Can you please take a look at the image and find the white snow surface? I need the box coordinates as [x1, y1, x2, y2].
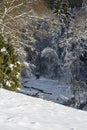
[0, 88, 87, 130]
[22, 77, 72, 103]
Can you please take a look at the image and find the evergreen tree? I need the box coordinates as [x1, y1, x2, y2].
[54, 0, 69, 27]
[0, 34, 21, 91]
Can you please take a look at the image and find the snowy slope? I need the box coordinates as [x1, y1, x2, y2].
[0, 89, 87, 130]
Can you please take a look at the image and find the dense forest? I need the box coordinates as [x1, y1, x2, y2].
[0, 0, 87, 109]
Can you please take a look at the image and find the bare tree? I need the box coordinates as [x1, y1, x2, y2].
[0, 0, 31, 43]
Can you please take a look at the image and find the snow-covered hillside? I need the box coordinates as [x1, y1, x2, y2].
[0, 89, 87, 130]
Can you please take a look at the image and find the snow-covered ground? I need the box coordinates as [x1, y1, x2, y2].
[0, 88, 87, 130]
[22, 76, 72, 104]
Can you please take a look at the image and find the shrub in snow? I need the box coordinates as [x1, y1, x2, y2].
[21, 62, 33, 78]
[41, 47, 59, 77]
[0, 34, 21, 91]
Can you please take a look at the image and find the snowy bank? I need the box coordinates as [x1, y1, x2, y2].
[0, 89, 87, 130]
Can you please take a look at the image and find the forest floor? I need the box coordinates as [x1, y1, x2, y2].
[21, 76, 72, 104]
